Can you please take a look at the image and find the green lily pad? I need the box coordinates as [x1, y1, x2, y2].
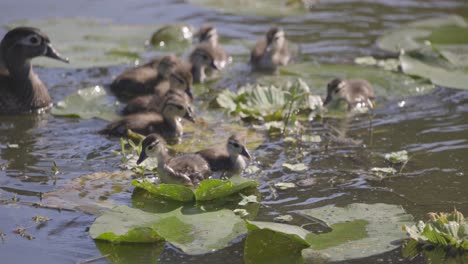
[301, 203, 413, 262]
[188, 0, 309, 17]
[51, 86, 120, 121]
[90, 205, 246, 254]
[244, 221, 311, 264]
[95, 240, 165, 264]
[149, 24, 194, 52]
[132, 180, 195, 202]
[195, 176, 258, 201]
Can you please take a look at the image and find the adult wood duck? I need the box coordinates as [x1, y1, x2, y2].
[196, 134, 252, 176]
[122, 67, 193, 115]
[323, 78, 375, 111]
[250, 26, 290, 72]
[0, 27, 69, 114]
[110, 54, 185, 100]
[189, 43, 225, 83]
[100, 92, 195, 139]
[137, 134, 211, 187]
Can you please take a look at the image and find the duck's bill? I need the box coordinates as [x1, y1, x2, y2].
[45, 43, 69, 63]
[136, 152, 148, 165]
[210, 61, 219, 70]
[241, 147, 252, 160]
[183, 110, 196, 123]
[323, 95, 332, 106]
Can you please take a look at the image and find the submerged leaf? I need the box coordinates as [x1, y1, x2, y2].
[52, 86, 119, 121]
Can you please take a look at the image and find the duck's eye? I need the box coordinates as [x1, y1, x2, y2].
[201, 54, 208, 60]
[30, 36, 39, 45]
[231, 142, 240, 148]
[20, 35, 42, 46]
[147, 145, 155, 151]
[176, 105, 184, 110]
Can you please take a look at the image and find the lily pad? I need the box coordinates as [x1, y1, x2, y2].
[90, 205, 246, 254]
[132, 180, 195, 202]
[6, 18, 164, 68]
[195, 176, 258, 201]
[51, 86, 120, 121]
[188, 0, 309, 17]
[301, 203, 413, 262]
[149, 24, 194, 52]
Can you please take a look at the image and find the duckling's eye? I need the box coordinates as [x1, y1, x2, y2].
[232, 143, 240, 148]
[147, 145, 155, 151]
[175, 105, 184, 110]
[201, 54, 208, 60]
[20, 35, 42, 46]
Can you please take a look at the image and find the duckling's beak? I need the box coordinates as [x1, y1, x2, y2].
[45, 43, 69, 63]
[210, 60, 219, 70]
[241, 147, 252, 160]
[186, 87, 194, 100]
[136, 151, 148, 165]
[323, 94, 332, 106]
[183, 110, 196, 123]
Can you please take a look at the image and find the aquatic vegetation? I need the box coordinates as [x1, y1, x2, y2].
[385, 150, 409, 164]
[149, 24, 194, 52]
[403, 209, 468, 252]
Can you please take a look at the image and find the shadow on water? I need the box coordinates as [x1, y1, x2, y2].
[0, 0, 468, 263]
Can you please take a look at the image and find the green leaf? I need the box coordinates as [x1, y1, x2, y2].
[51, 86, 120, 121]
[132, 180, 195, 202]
[384, 150, 409, 164]
[90, 205, 247, 254]
[244, 221, 310, 264]
[301, 203, 413, 262]
[195, 176, 257, 201]
[149, 24, 194, 52]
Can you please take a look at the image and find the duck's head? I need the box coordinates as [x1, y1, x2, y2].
[161, 94, 195, 123]
[1, 27, 68, 65]
[137, 134, 165, 164]
[196, 24, 219, 46]
[323, 78, 345, 106]
[169, 67, 194, 100]
[190, 44, 223, 71]
[265, 26, 286, 52]
[227, 134, 252, 160]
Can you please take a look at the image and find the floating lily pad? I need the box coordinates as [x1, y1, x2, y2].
[301, 203, 413, 262]
[132, 180, 195, 202]
[90, 205, 246, 254]
[149, 24, 194, 52]
[195, 176, 258, 201]
[188, 0, 309, 17]
[51, 86, 120, 121]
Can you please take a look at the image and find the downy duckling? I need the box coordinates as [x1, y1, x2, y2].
[323, 78, 375, 111]
[110, 54, 183, 99]
[0, 27, 69, 113]
[189, 43, 225, 83]
[195, 24, 229, 68]
[100, 92, 195, 139]
[250, 26, 290, 72]
[137, 134, 211, 187]
[196, 134, 252, 176]
[122, 67, 193, 115]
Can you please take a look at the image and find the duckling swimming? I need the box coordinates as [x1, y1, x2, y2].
[137, 134, 211, 187]
[0, 27, 69, 114]
[323, 78, 375, 111]
[250, 26, 290, 72]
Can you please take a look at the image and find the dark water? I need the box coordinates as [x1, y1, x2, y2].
[1, 0, 468, 263]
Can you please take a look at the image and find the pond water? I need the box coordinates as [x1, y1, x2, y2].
[1, 0, 468, 263]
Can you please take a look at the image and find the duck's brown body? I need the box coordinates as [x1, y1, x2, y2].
[251, 26, 290, 72]
[323, 78, 375, 110]
[0, 27, 68, 114]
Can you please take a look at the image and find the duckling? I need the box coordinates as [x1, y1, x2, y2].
[100, 92, 195, 139]
[0, 27, 69, 114]
[189, 43, 224, 83]
[110, 54, 183, 99]
[137, 134, 211, 187]
[323, 78, 375, 111]
[250, 26, 290, 72]
[195, 24, 229, 67]
[196, 134, 252, 176]
[122, 66, 193, 115]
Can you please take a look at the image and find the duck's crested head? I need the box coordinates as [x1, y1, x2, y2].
[265, 26, 286, 49]
[227, 133, 252, 160]
[1, 26, 68, 63]
[162, 94, 195, 123]
[169, 66, 193, 99]
[157, 54, 181, 77]
[196, 24, 218, 45]
[137, 134, 166, 164]
[190, 43, 224, 70]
